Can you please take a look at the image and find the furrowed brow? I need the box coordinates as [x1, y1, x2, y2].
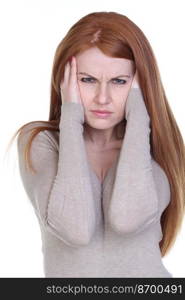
[77, 72, 131, 79]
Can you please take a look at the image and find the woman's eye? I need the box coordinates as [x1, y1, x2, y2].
[112, 79, 126, 84]
[80, 77, 95, 83]
[80, 77, 127, 84]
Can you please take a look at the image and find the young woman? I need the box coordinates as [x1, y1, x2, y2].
[9, 12, 185, 277]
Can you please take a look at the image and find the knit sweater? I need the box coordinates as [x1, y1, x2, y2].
[17, 88, 172, 277]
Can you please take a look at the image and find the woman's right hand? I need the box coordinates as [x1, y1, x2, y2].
[60, 56, 83, 105]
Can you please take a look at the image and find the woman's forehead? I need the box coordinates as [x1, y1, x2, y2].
[76, 48, 134, 77]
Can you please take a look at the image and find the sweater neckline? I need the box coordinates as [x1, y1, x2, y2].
[87, 154, 120, 186]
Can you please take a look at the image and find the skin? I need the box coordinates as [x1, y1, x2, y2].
[60, 46, 138, 151]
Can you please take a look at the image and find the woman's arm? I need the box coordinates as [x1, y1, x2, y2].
[108, 87, 170, 235]
[17, 101, 97, 247]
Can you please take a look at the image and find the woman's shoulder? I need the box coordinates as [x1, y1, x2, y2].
[151, 158, 169, 186]
[151, 158, 171, 209]
[18, 121, 59, 152]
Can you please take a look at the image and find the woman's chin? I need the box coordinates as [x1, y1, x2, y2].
[84, 120, 113, 131]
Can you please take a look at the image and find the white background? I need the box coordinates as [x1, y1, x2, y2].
[1, 0, 185, 277]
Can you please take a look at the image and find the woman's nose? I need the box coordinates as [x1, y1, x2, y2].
[96, 83, 110, 103]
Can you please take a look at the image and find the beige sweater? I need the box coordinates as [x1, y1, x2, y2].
[17, 88, 172, 277]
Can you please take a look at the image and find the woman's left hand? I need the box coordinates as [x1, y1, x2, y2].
[125, 70, 150, 123]
[131, 69, 139, 88]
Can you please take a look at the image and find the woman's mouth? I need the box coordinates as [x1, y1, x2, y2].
[90, 111, 113, 118]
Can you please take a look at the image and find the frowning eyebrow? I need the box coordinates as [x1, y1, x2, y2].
[77, 72, 131, 79]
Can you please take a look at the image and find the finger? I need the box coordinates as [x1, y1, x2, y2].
[64, 61, 71, 83]
[60, 60, 70, 88]
[134, 69, 139, 81]
[131, 70, 139, 88]
[69, 56, 77, 83]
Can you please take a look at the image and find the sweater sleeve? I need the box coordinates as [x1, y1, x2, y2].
[17, 101, 96, 247]
[108, 88, 170, 235]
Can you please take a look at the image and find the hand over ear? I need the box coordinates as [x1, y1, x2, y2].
[125, 71, 150, 123]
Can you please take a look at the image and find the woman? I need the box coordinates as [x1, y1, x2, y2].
[8, 11, 185, 277]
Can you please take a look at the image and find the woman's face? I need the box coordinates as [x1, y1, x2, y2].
[76, 46, 135, 130]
